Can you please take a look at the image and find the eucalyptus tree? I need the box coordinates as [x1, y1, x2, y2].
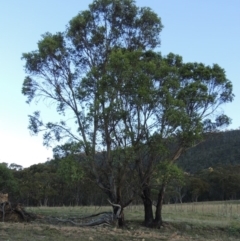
[21, 0, 163, 225]
[98, 48, 233, 226]
[21, 0, 234, 228]
[132, 53, 234, 227]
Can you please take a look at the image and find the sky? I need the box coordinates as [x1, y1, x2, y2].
[0, 0, 239, 168]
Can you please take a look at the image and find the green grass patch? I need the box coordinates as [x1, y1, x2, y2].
[0, 201, 240, 240]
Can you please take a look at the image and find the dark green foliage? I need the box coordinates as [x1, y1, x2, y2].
[2, 130, 240, 205]
[68, 0, 163, 52]
[14, 164, 58, 205]
[12, 160, 104, 206]
[0, 163, 18, 195]
[178, 130, 240, 173]
[181, 164, 240, 202]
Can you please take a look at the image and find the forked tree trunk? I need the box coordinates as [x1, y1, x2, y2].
[141, 184, 167, 228]
[154, 184, 166, 228]
[113, 206, 124, 227]
[107, 187, 125, 227]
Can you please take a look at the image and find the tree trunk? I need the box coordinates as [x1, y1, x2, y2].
[141, 186, 154, 227]
[44, 197, 48, 206]
[154, 184, 166, 228]
[106, 186, 125, 227]
[113, 206, 124, 227]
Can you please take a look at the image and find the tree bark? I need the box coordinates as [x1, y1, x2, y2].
[141, 186, 154, 227]
[154, 184, 166, 228]
[106, 187, 125, 227]
[113, 206, 124, 227]
[141, 184, 167, 228]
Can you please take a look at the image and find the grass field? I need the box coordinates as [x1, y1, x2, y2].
[1, 201, 240, 241]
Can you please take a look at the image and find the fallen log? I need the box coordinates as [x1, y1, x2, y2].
[50, 211, 117, 227]
[43, 200, 123, 227]
[0, 199, 122, 227]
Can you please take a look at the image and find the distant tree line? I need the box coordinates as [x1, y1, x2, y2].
[1, 130, 240, 206]
[1, 162, 240, 207]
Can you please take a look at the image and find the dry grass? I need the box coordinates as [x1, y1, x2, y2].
[162, 200, 240, 226]
[0, 201, 240, 241]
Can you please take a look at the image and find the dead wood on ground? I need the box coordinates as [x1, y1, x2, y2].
[0, 198, 122, 227]
[0, 201, 37, 222]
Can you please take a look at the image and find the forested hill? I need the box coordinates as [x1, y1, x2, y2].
[177, 130, 240, 173]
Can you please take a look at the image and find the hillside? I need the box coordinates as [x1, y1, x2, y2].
[177, 130, 240, 173]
